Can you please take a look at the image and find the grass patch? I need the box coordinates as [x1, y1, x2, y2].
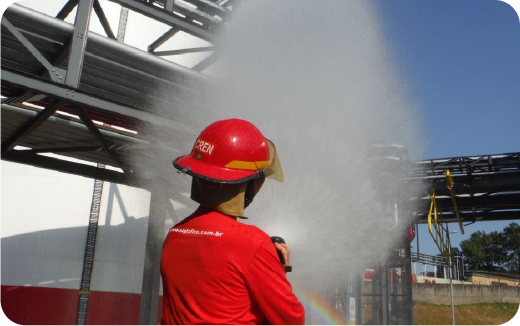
[413, 302, 519, 325]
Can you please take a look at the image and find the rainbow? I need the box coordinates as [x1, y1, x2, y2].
[294, 287, 345, 325]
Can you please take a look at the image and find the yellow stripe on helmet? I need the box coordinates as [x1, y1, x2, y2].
[224, 160, 269, 171]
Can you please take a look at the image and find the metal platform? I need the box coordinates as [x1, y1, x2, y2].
[405, 152, 520, 224]
[1, 102, 148, 184]
[1, 2, 222, 188]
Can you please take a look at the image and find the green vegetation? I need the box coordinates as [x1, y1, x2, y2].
[460, 222, 520, 274]
[413, 302, 519, 325]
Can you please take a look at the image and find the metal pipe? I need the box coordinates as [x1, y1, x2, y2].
[3, 4, 215, 86]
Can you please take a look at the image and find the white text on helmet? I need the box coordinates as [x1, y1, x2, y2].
[195, 140, 214, 155]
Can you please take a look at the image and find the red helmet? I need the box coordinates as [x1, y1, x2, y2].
[173, 119, 283, 184]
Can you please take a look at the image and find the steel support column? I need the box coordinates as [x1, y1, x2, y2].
[139, 192, 168, 325]
[401, 235, 413, 325]
[66, 0, 94, 88]
[372, 269, 381, 323]
[381, 256, 390, 325]
[354, 270, 363, 325]
[165, 0, 174, 12]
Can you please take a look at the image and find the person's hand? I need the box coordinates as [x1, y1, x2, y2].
[274, 242, 291, 268]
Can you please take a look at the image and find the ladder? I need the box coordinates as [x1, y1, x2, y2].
[76, 164, 105, 325]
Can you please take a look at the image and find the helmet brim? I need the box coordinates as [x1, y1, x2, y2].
[173, 155, 262, 184]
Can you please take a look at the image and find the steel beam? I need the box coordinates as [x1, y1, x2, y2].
[2, 69, 193, 133]
[220, 0, 235, 9]
[416, 210, 520, 224]
[139, 192, 169, 325]
[22, 142, 180, 154]
[66, 0, 94, 88]
[56, 0, 79, 20]
[408, 171, 520, 196]
[184, 0, 229, 14]
[1, 92, 35, 105]
[72, 104, 128, 172]
[1, 99, 63, 153]
[408, 153, 520, 177]
[153, 46, 215, 56]
[143, 0, 224, 27]
[1, 18, 66, 83]
[168, 0, 220, 27]
[192, 52, 218, 71]
[93, 0, 116, 39]
[36, 41, 72, 78]
[108, 0, 214, 41]
[1, 150, 131, 185]
[26, 146, 105, 154]
[413, 193, 520, 213]
[148, 27, 179, 53]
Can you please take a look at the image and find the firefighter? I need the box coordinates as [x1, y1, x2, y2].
[160, 119, 305, 325]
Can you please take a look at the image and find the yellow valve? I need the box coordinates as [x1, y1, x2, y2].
[426, 191, 436, 234]
[444, 169, 465, 234]
[445, 169, 454, 189]
[426, 190, 450, 255]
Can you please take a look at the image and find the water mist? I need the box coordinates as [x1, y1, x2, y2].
[206, 1, 424, 323]
[135, 0, 424, 324]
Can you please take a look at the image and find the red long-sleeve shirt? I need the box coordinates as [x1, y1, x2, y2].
[160, 208, 305, 325]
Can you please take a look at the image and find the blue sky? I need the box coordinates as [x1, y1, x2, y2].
[374, 0, 520, 258]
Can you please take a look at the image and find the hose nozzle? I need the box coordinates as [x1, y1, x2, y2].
[270, 236, 292, 273]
